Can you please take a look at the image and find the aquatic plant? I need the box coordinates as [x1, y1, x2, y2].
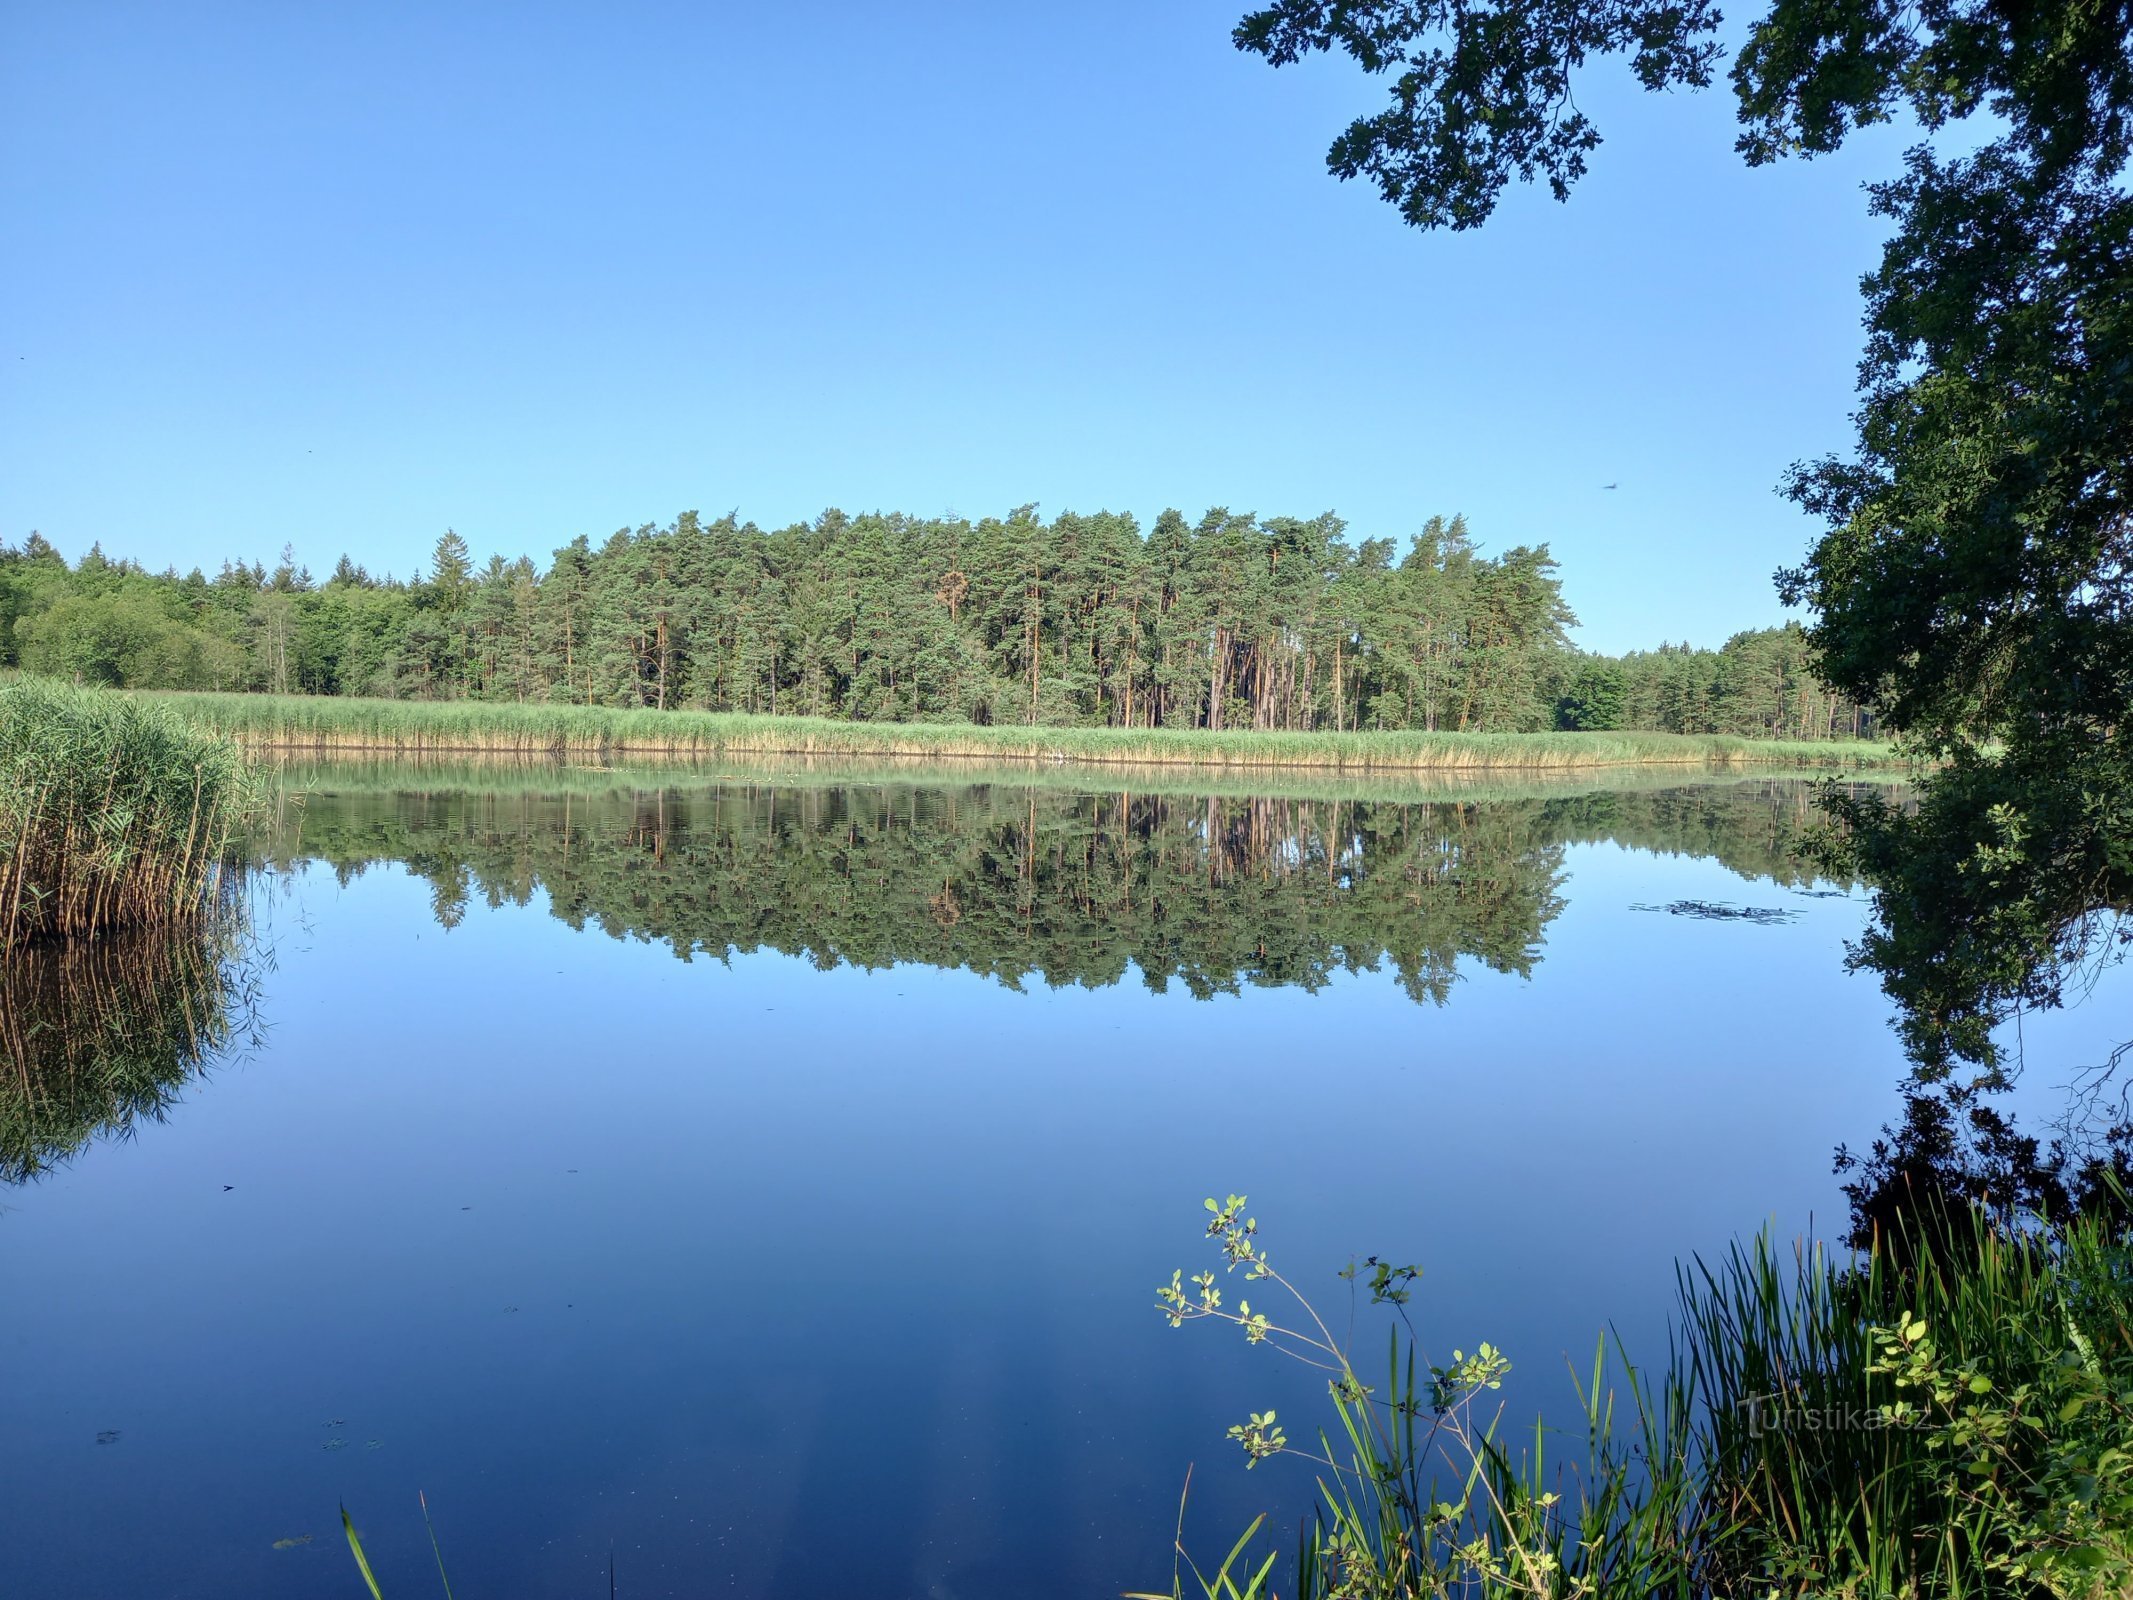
[1143, 1197, 1704, 1599]
[1152, 1195, 2133, 1598]
[341, 1494, 458, 1599]
[255, 749, 1908, 810]
[0, 677, 257, 946]
[342, 1494, 617, 1598]
[1682, 1199, 2133, 1596]
[139, 689, 1908, 773]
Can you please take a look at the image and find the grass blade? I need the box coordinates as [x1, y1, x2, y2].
[418, 1490, 455, 1600]
[341, 1504, 384, 1600]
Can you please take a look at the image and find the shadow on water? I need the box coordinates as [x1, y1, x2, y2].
[258, 772, 1877, 1006]
[0, 916, 265, 1186]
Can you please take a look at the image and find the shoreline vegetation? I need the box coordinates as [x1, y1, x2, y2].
[141, 690, 1908, 774]
[0, 679, 255, 947]
[259, 751, 1911, 809]
[1150, 1193, 2133, 1600]
[340, 1193, 2133, 1600]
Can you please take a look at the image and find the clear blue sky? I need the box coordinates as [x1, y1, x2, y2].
[0, 1, 1916, 653]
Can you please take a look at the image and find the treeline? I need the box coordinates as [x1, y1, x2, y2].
[0, 509, 1871, 738]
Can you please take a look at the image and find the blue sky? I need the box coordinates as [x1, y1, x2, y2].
[0, 1, 1915, 653]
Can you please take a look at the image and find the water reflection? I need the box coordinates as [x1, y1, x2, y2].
[263, 772, 1873, 1005]
[283, 764, 2128, 1249]
[1838, 1080, 2133, 1252]
[4, 766, 2021, 1600]
[0, 921, 260, 1184]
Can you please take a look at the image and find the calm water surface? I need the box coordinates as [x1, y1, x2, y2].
[2, 770, 1997, 1597]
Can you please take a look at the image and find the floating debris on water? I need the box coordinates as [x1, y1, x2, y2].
[365, 1439, 383, 1450]
[322, 1438, 346, 1451]
[1632, 900, 1800, 925]
[271, 1535, 313, 1550]
[94, 1430, 121, 1445]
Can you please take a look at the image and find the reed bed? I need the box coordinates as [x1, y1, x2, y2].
[0, 678, 258, 948]
[1679, 1204, 2133, 1596]
[255, 748, 1913, 810]
[140, 690, 1907, 773]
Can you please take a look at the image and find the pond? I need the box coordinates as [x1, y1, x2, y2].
[1, 765, 1988, 1598]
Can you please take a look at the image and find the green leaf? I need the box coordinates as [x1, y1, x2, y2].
[341, 1505, 384, 1600]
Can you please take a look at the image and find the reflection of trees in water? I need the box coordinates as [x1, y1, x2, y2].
[1838, 1082, 2133, 1251]
[288, 772, 2122, 1247]
[0, 921, 261, 1184]
[272, 778, 1869, 1005]
[1540, 781, 1851, 885]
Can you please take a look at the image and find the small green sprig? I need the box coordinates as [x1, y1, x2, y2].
[1226, 1410, 1288, 1467]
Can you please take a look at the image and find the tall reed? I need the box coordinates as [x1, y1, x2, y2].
[1681, 1205, 2133, 1596]
[0, 677, 258, 947]
[137, 689, 1910, 773]
[256, 749, 1911, 813]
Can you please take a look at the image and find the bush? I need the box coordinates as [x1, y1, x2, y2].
[14, 593, 244, 690]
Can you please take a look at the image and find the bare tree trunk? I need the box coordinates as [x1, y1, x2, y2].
[1208, 627, 1226, 731]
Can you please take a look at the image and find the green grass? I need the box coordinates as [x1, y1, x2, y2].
[1, 678, 257, 947]
[1155, 1195, 2133, 1599]
[340, 1494, 460, 1600]
[1679, 1205, 2133, 1596]
[138, 690, 1909, 773]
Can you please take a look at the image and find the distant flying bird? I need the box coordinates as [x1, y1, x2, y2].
[1601, 482, 1618, 490]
